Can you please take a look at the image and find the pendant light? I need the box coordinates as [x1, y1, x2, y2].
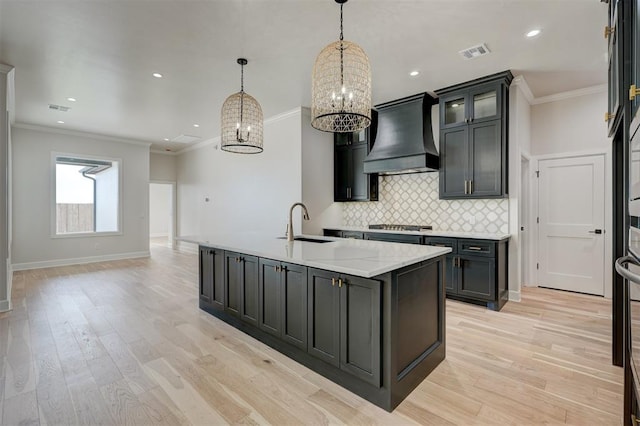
[221, 58, 264, 154]
[311, 0, 372, 133]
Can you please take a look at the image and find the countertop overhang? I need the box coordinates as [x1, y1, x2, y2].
[179, 233, 451, 278]
[325, 225, 511, 241]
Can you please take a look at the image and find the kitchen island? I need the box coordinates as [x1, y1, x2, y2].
[180, 233, 450, 411]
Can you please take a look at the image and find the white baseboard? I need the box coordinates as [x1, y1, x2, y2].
[12, 251, 150, 271]
[176, 241, 198, 254]
[0, 299, 10, 313]
[150, 233, 169, 238]
[509, 290, 521, 302]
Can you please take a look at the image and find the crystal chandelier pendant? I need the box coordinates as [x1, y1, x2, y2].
[311, 0, 372, 133]
[221, 58, 264, 154]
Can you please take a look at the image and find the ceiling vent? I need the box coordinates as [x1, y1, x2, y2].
[458, 43, 491, 60]
[48, 104, 71, 112]
[171, 134, 200, 144]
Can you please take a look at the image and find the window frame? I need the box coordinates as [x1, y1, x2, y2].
[50, 152, 123, 238]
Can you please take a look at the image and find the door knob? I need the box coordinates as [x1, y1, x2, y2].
[588, 229, 603, 234]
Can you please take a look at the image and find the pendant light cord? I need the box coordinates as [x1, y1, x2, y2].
[239, 62, 245, 140]
[339, 3, 344, 111]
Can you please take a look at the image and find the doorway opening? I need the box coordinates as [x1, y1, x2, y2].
[149, 182, 176, 250]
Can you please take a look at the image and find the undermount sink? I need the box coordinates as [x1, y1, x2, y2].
[277, 236, 331, 243]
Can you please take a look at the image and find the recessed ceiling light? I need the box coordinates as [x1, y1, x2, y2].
[409, 71, 420, 77]
[67, 97, 76, 102]
[526, 29, 541, 38]
[57, 120, 64, 124]
[163, 138, 169, 141]
[152, 72, 163, 78]
[452, 103, 459, 108]
[193, 124, 200, 128]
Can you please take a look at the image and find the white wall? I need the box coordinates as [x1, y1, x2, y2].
[176, 110, 303, 239]
[12, 125, 151, 268]
[531, 90, 608, 155]
[301, 107, 341, 235]
[149, 183, 171, 237]
[150, 152, 176, 182]
[176, 107, 340, 244]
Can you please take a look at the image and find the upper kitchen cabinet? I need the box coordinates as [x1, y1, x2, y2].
[436, 71, 513, 199]
[629, 0, 640, 123]
[334, 110, 379, 202]
[606, 0, 623, 135]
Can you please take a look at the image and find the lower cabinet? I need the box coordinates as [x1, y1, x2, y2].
[224, 251, 259, 325]
[258, 259, 308, 350]
[423, 237, 507, 311]
[199, 247, 224, 310]
[307, 268, 381, 387]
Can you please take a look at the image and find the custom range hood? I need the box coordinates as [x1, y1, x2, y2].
[363, 92, 438, 175]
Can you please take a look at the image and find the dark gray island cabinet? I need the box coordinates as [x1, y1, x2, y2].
[194, 236, 449, 411]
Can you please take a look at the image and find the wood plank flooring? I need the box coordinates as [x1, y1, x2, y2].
[4, 241, 622, 425]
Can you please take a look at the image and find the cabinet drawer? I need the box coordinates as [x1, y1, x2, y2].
[423, 237, 457, 253]
[458, 240, 495, 257]
[323, 229, 342, 238]
[364, 233, 422, 244]
[342, 231, 364, 239]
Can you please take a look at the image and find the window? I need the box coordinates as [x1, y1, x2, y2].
[54, 154, 120, 235]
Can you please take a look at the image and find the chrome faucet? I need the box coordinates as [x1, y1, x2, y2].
[287, 202, 310, 242]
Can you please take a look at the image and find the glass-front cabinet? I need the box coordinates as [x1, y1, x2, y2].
[440, 83, 501, 130]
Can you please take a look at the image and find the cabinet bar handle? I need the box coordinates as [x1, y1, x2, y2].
[631, 84, 640, 101]
[604, 25, 615, 39]
[604, 112, 615, 122]
[338, 278, 343, 288]
[464, 180, 469, 194]
[467, 246, 483, 251]
[331, 278, 336, 286]
[469, 180, 473, 194]
[454, 257, 459, 268]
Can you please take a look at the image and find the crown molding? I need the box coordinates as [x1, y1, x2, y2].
[12, 122, 152, 147]
[0, 63, 14, 74]
[531, 84, 607, 105]
[511, 75, 535, 104]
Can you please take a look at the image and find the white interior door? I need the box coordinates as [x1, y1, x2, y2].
[537, 154, 605, 296]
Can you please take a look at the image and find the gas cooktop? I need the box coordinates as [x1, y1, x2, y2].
[368, 224, 433, 232]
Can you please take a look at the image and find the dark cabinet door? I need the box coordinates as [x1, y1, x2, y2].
[439, 93, 468, 129]
[469, 120, 502, 197]
[239, 255, 259, 326]
[439, 127, 468, 198]
[631, 0, 640, 120]
[423, 237, 457, 295]
[211, 248, 225, 309]
[608, 7, 620, 135]
[457, 256, 496, 301]
[350, 143, 369, 200]
[281, 263, 308, 350]
[307, 268, 340, 367]
[334, 145, 351, 201]
[224, 252, 241, 317]
[258, 259, 282, 337]
[339, 275, 381, 387]
[469, 84, 501, 124]
[199, 247, 214, 304]
[364, 232, 422, 244]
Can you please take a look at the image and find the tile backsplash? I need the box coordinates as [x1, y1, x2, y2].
[342, 173, 509, 234]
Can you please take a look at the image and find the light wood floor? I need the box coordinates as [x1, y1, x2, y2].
[4, 242, 622, 425]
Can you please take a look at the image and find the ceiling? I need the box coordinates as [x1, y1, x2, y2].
[0, 0, 608, 152]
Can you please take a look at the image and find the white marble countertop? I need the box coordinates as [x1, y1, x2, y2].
[178, 233, 451, 278]
[325, 225, 510, 241]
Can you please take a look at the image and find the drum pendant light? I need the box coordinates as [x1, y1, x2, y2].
[221, 58, 264, 154]
[311, 0, 372, 133]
